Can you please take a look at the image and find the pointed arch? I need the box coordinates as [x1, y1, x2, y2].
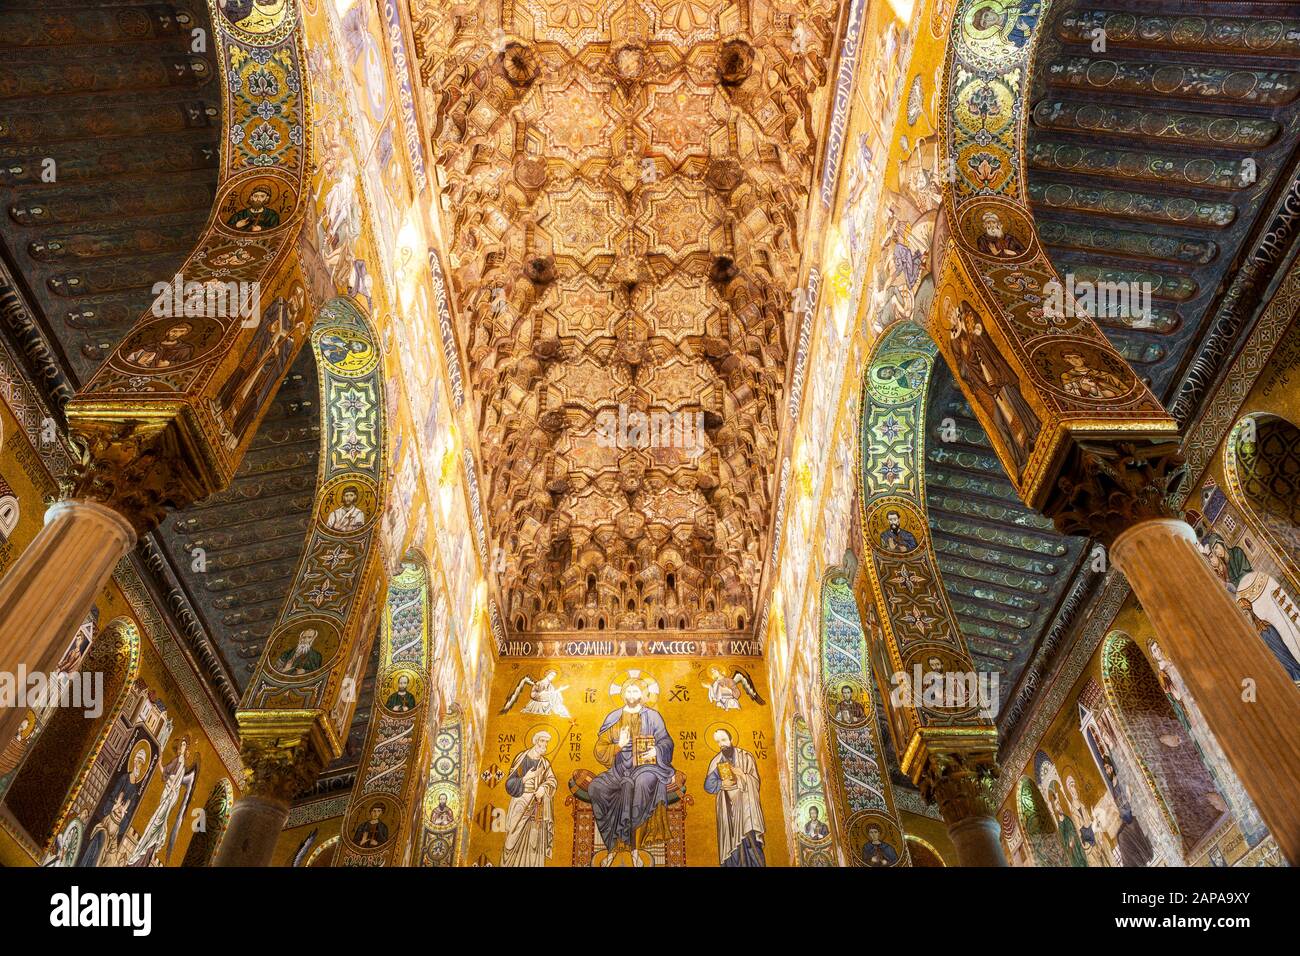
[1077, 677, 1172, 867]
[1033, 750, 1086, 867]
[934, 0, 1178, 508]
[905, 835, 946, 867]
[819, 566, 907, 867]
[338, 552, 434, 866]
[0, 608, 98, 801]
[3, 616, 140, 850]
[789, 713, 835, 867]
[1142, 636, 1269, 851]
[60, 0, 317, 523]
[237, 295, 389, 767]
[1102, 631, 1228, 856]
[181, 777, 234, 867]
[1016, 776, 1066, 867]
[1224, 413, 1300, 596]
[417, 707, 464, 867]
[304, 834, 340, 867]
[856, 321, 991, 779]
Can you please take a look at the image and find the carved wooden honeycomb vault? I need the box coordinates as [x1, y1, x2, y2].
[411, 0, 839, 637]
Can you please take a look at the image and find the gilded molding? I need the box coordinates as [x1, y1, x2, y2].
[235, 710, 336, 804]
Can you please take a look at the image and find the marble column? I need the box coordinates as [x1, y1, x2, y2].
[0, 499, 135, 745]
[920, 752, 1007, 867]
[1046, 439, 1300, 865]
[1111, 517, 1300, 865]
[214, 726, 326, 867]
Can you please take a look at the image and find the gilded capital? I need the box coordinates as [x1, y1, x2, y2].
[1041, 439, 1185, 546]
[918, 751, 1001, 826]
[235, 710, 338, 805]
[65, 412, 217, 536]
[238, 739, 326, 805]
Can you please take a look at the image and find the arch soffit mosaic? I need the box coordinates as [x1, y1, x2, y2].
[338, 552, 434, 865]
[933, 0, 1179, 511]
[237, 295, 388, 768]
[62, 0, 315, 532]
[856, 321, 992, 779]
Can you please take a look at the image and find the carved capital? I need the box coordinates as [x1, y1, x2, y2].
[238, 736, 327, 805]
[1041, 439, 1185, 546]
[64, 413, 216, 536]
[235, 709, 338, 804]
[918, 751, 1001, 826]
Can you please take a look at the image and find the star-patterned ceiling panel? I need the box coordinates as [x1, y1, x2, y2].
[412, 0, 839, 638]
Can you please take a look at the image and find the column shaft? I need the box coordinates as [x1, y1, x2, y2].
[946, 815, 1008, 867]
[0, 499, 135, 745]
[212, 794, 292, 867]
[921, 753, 1008, 867]
[1111, 517, 1300, 865]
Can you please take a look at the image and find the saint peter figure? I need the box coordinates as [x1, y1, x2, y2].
[501, 731, 557, 867]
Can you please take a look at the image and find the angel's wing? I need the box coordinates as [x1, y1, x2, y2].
[291, 828, 319, 867]
[732, 668, 766, 705]
[165, 764, 199, 862]
[499, 674, 536, 714]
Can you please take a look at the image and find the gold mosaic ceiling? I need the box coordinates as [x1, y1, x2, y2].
[412, 0, 840, 636]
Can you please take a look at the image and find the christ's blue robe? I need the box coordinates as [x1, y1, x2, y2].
[587, 707, 675, 851]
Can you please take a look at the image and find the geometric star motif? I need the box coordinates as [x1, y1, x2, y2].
[546, 182, 618, 260]
[890, 566, 925, 591]
[878, 415, 903, 441]
[900, 605, 936, 630]
[306, 581, 339, 607]
[537, 79, 612, 163]
[642, 78, 715, 165]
